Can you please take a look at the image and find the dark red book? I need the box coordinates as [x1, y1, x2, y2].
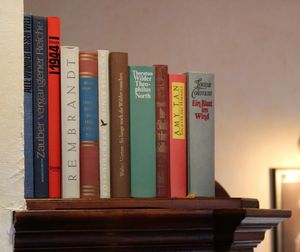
[154, 65, 170, 198]
[169, 74, 187, 198]
[80, 144, 99, 198]
[79, 52, 100, 199]
[47, 16, 61, 198]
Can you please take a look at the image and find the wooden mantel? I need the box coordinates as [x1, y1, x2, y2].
[13, 198, 290, 251]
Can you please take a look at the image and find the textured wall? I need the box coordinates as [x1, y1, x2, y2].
[0, 0, 24, 251]
[23, 0, 300, 251]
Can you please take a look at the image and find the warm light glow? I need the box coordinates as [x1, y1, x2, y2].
[282, 170, 300, 184]
[274, 154, 300, 168]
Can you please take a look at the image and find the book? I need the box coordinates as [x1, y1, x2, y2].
[186, 72, 215, 197]
[24, 14, 34, 198]
[129, 66, 156, 198]
[47, 16, 61, 198]
[154, 65, 170, 198]
[79, 52, 100, 198]
[109, 52, 129, 197]
[32, 16, 49, 198]
[169, 74, 187, 198]
[97, 50, 111, 198]
[61, 46, 80, 198]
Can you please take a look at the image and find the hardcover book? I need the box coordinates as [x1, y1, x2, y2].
[98, 50, 111, 198]
[186, 72, 215, 197]
[129, 66, 156, 198]
[154, 65, 170, 198]
[61, 46, 80, 198]
[109, 52, 129, 198]
[32, 16, 49, 198]
[47, 16, 61, 198]
[79, 52, 100, 198]
[24, 14, 34, 198]
[169, 74, 187, 198]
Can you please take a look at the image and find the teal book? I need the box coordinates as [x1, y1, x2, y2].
[129, 66, 156, 198]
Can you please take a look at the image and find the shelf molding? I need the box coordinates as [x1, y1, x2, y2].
[14, 198, 290, 251]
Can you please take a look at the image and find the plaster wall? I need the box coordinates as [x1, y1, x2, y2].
[0, 0, 25, 251]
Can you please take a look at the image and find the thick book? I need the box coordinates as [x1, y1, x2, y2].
[32, 16, 49, 198]
[109, 52, 129, 197]
[79, 52, 100, 199]
[61, 46, 80, 198]
[47, 16, 61, 198]
[98, 50, 111, 198]
[169, 74, 187, 198]
[154, 65, 170, 198]
[129, 66, 156, 198]
[186, 72, 215, 197]
[24, 14, 34, 198]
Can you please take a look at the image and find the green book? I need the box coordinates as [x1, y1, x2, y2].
[129, 66, 156, 197]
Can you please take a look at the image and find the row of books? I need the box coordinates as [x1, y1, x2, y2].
[24, 15, 215, 199]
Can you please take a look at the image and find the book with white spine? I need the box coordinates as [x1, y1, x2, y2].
[98, 50, 111, 198]
[61, 46, 80, 198]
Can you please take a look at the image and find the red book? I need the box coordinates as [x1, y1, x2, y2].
[47, 17, 61, 198]
[169, 74, 187, 198]
[154, 65, 170, 198]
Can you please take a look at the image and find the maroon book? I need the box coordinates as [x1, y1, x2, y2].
[80, 145, 99, 198]
[154, 65, 170, 198]
[109, 52, 129, 197]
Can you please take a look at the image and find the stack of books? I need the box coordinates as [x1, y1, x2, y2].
[24, 15, 214, 199]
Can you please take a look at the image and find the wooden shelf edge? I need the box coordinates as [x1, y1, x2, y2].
[25, 197, 259, 210]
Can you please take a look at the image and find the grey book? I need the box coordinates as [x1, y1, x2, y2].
[186, 72, 215, 197]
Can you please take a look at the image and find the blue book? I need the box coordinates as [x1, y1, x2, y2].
[24, 14, 34, 198]
[32, 16, 48, 198]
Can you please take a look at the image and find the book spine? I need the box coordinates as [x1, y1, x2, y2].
[79, 52, 100, 198]
[61, 46, 80, 198]
[24, 14, 34, 198]
[154, 65, 170, 198]
[32, 16, 49, 198]
[187, 73, 215, 196]
[129, 66, 156, 198]
[47, 16, 61, 198]
[98, 50, 111, 198]
[109, 52, 129, 197]
[169, 74, 187, 198]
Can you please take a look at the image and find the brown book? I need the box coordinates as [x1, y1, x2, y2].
[154, 65, 170, 198]
[79, 52, 100, 198]
[109, 52, 129, 197]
